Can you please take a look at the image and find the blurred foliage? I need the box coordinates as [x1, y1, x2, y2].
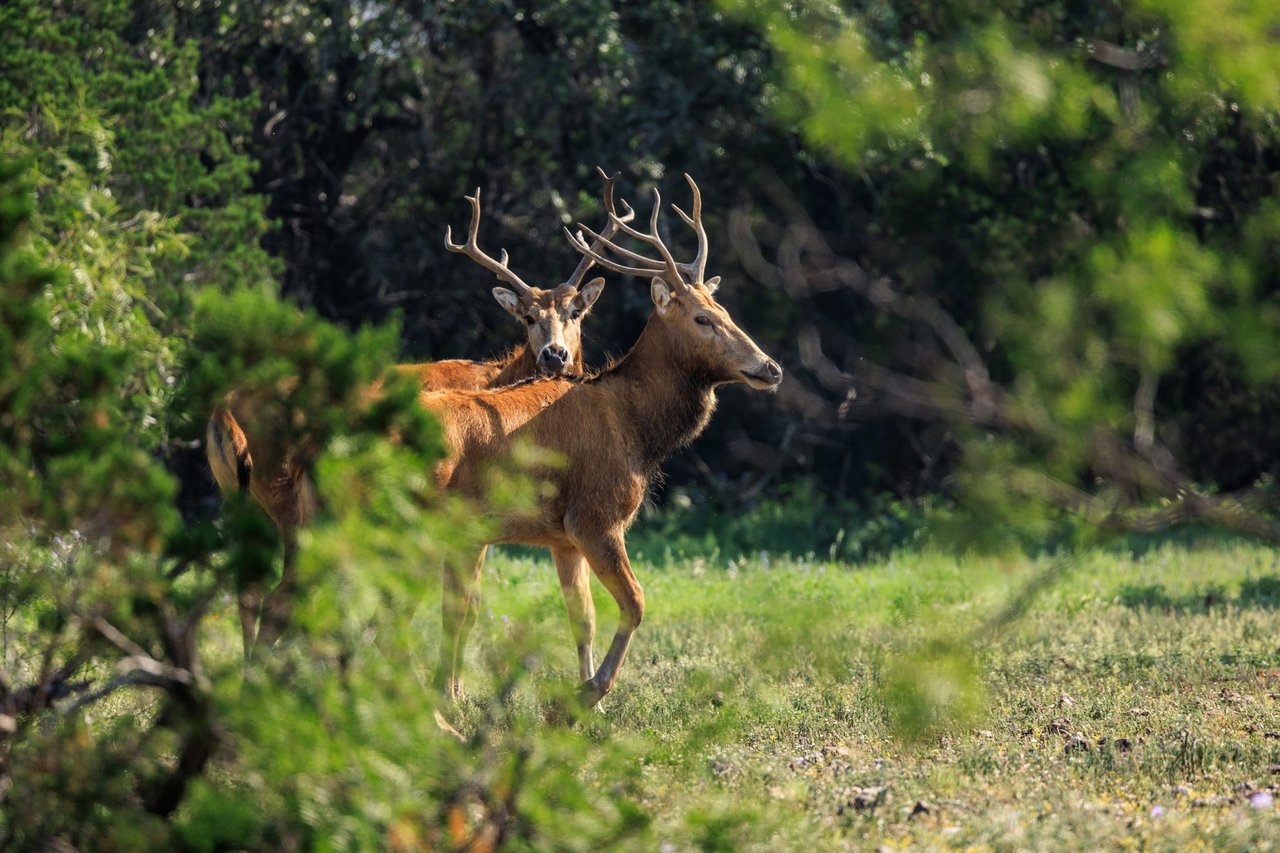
[0, 5, 646, 846]
[0, 132, 650, 850]
[714, 0, 1280, 736]
[878, 638, 987, 744]
[728, 0, 1280, 534]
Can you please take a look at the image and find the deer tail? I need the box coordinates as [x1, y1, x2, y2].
[207, 406, 253, 495]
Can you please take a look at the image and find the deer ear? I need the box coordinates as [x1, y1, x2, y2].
[702, 275, 721, 294]
[650, 277, 675, 315]
[575, 277, 605, 312]
[492, 287, 521, 316]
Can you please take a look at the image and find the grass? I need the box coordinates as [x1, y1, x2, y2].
[434, 537, 1280, 849]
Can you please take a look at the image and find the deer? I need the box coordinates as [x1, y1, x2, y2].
[401, 168, 635, 389]
[427, 173, 782, 708]
[207, 170, 634, 654]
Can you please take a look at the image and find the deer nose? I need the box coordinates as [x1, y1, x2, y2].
[763, 360, 783, 384]
[538, 344, 569, 372]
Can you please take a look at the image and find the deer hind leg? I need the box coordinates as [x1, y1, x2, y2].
[238, 517, 293, 659]
[246, 468, 315, 652]
[574, 533, 644, 709]
[438, 545, 487, 701]
[552, 546, 596, 681]
[254, 532, 299, 648]
[238, 585, 262, 659]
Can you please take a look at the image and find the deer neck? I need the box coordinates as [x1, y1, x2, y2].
[487, 344, 537, 387]
[611, 316, 718, 470]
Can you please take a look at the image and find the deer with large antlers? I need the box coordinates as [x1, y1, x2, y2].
[398, 168, 633, 389]
[207, 170, 633, 654]
[429, 173, 782, 708]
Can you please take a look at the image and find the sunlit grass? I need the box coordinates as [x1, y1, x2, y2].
[428, 537, 1280, 849]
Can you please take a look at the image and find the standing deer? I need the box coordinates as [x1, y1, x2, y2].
[401, 168, 635, 389]
[428, 174, 782, 708]
[207, 171, 632, 654]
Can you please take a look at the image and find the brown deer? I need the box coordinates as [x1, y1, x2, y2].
[401, 168, 635, 389]
[207, 171, 633, 654]
[428, 174, 781, 708]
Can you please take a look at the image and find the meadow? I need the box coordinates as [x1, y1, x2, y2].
[430, 533, 1280, 850]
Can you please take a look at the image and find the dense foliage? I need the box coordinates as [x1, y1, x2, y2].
[9, 0, 1277, 511]
[731, 0, 1280, 540]
[0, 3, 641, 845]
[2, 0, 1280, 847]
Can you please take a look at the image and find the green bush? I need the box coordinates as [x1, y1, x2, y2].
[0, 9, 652, 845]
[630, 486, 929, 566]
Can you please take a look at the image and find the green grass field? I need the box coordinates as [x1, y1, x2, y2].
[430, 537, 1280, 850]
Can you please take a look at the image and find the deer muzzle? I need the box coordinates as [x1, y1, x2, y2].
[741, 359, 783, 390]
[538, 344, 570, 374]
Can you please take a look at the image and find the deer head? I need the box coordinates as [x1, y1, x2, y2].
[566, 173, 782, 390]
[445, 169, 634, 376]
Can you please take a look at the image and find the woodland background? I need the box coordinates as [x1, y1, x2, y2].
[3, 0, 1280, 848]
[6, 0, 1280, 518]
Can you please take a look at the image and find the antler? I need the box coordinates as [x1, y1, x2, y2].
[562, 167, 637, 289]
[670, 174, 708, 286]
[564, 173, 710, 291]
[444, 188, 535, 296]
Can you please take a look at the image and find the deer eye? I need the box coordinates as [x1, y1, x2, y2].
[523, 315, 535, 325]
[695, 315, 713, 327]
[570, 308, 582, 320]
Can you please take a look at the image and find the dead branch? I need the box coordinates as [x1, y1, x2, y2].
[1088, 39, 1163, 72]
[0, 664, 92, 721]
[735, 170, 1280, 546]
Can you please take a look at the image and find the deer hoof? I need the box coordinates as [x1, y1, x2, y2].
[577, 678, 604, 709]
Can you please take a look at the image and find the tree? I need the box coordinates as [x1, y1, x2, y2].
[726, 0, 1280, 543]
[0, 4, 651, 844]
[0, 0, 277, 449]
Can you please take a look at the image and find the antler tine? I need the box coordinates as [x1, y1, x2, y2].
[575, 190, 669, 263]
[644, 187, 691, 290]
[563, 227, 662, 278]
[670, 173, 708, 285]
[565, 182, 696, 291]
[442, 189, 485, 255]
[598, 166, 619, 217]
[563, 167, 639, 288]
[443, 187, 535, 295]
[614, 188, 690, 288]
[573, 220, 666, 270]
[584, 207, 697, 279]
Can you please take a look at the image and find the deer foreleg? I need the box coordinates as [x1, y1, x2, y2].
[576, 535, 644, 708]
[552, 546, 596, 680]
[438, 546, 486, 700]
[237, 584, 262, 659]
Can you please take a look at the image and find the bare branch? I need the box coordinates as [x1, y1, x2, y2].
[1133, 370, 1157, 454]
[1089, 39, 1162, 72]
[0, 664, 91, 723]
[59, 672, 173, 717]
[90, 616, 151, 659]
